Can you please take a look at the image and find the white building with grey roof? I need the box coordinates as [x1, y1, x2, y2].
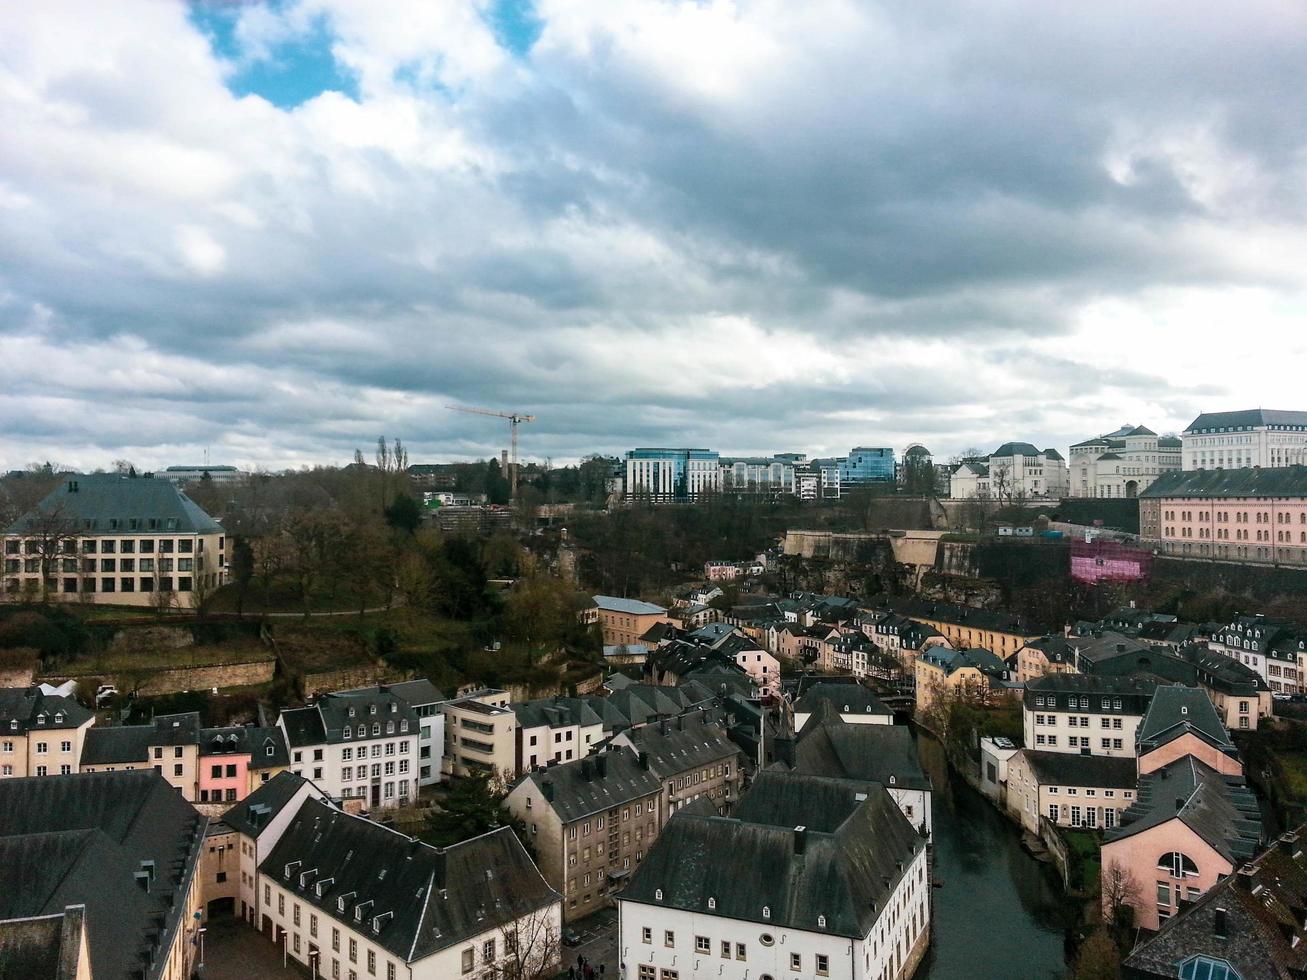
[260, 795, 561, 980]
[277, 690, 420, 810]
[617, 769, 930, 980]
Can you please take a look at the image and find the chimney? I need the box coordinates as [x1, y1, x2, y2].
[134, 871, 151, 893]
[595, 753, 608, 778]
[1175, 797, 1185, 811]
[542, 779, 554, 802]
[1213, 907, 1228, 939]
[638, 751, 649, 770]
[660, 719, 669, 736]
[793, 825, 807, 855]
[1235, 867, 1257, 891]
[581, 759, 593, 782]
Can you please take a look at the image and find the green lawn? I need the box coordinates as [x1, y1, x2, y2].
[69, 642, 273, 674]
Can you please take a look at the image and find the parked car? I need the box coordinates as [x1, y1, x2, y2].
[562, 928, 583, 947]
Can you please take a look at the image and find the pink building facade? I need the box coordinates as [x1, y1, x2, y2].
[199, 751, 251, 803]
[1140, 467, 1307, 567]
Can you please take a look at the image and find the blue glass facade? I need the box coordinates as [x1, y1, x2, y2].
[839, 447, 896, 485]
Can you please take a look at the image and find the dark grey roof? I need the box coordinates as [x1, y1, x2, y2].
[1043, 448, 1065, 461]
[1022, 751, 1137, 790]
[619, 774, 923, 939]
[512, 696, 604, 731]
[1185, 410, 1307, 433]
[614, 714, 742, 778]
[261, 798, 559, 962]
[0, 771, 205, 980]
[1141, 465, 1307, 500]
[0, 688, 93, 734]
[992, 442, 1041, 457]
[1107, 757, 1262, 864]
[339, 679, 446, 708]
[223, 771, 318, 839]
[80, 711, 201, 765]
[5, 473, 223, 536]
[731, 770, 877, 833]
[1123, 829, 1307, 980]
[1138, 686, 1236, 757]
[785, 703, 930, 792]
[522, 746, 662, 823]
[793, 682, 892, 721]
[1027, 672, 1157, 696]
[277, 706, 327, 748]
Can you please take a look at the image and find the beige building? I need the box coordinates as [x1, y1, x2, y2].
[1068, 425, 1181, 498]
[592, 595, 672, 647]
[440, 688, 517, 784]
[2, 474, 227, 609]
[0, 687, 94, 779]
[1005, 750, 1137, 834]
[505, 746, 664, 922]
[81, 711, 203, 797]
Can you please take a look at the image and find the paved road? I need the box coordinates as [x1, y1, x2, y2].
[199, 917, 303, 980]
[557, 907, 618, 979]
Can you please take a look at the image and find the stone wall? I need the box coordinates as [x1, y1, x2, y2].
[43, 657, 275, 696]
[302, 663, 388, 698]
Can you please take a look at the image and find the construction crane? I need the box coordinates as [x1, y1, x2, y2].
[445, 405, 536, 497]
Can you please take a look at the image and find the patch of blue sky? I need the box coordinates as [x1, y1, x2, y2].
[485, 0, 543, 57]
[188, 2, 358, 109]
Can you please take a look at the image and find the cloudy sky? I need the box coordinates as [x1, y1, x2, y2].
[3, 0, 1307, 472]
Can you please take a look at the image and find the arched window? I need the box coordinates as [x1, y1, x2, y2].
[1157, 852, 1198, 879]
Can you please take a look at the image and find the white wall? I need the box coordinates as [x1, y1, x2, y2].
[617, 846, 928, 980]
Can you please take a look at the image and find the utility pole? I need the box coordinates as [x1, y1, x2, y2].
[445, 405, 536, 497]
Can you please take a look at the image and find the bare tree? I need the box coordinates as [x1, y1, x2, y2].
[495, 904, 562, 979]
[18, 504, 79, 603]
[990, 462, 1014, 505]
[1101, 859, 1142, 928]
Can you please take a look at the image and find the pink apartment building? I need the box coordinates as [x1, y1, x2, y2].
[1140, 465, 1307, 567]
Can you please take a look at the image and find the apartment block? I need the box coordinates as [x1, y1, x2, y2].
[609, 711, 744, 816]
[593, 595, 672, 647]
[278, 690, 420, 809]
[439, 688, 517, 783]
[1023, 675, 1155, 759]
[2, 473, 227, 609]
[0, 686, 94, 779]
[505, 746, 663, 922]
[625, 448, 721, 502]
[1182, 409, 1307, 470]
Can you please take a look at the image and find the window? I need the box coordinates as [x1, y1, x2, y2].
[1159, 851, 1199, 879]
[641, 927, 651, 945]
[461, 948, 474, 974]
[483, 939, 495, 963]
[736, 942, 746, 960]
[696, 936, 710, 953]
[367, 950, 376, 974]
[790, 953, 802, 971]
[816, 953, 830, 976]
[664, 930, 674, 947]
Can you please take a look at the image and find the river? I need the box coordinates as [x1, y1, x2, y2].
[914, 732, 1079, 980]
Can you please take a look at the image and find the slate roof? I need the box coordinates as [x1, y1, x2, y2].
[731, 770, 877, 833]
[0, 771, 205, 980]
[619, 773, 923, 940]
[1107, 757, 1262, 864]
[992, 442, 1041, 458]
[280, 690, 419, 748]
[613, 713, 742, 778]
[261, 798, 559, 963]
[338, 679, 446, 708]
[223, 771, 319, 839]
[1138, 686, 1236, 757]
[593, 595, 666, 616]
[1123, 829, 1307, 980]
[793, 682, 893, 722]
[513, 696, 604, 731]
[0, 688, 92, 734]
[5, 473, 223, 536]
[1141, 466, 1307, 499]
[1184, 410, 1307, 433]
[1022, 751, 1137, 790]
[783, 703, 930, 792]
[519, 746, 662, 824]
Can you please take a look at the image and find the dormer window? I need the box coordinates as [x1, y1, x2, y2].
[762, 906, 770, 919]
[390, 703, 397, 714]
[343, 728, 351, 739]
[370, 705, 377, 715]
[655, 888, 663, 901]
[386, 721, 394, 735]
[400, 720, 409, 733]
[888, 775, 896, 786]
[54, 713, 63, 724]
[817, 915, 826, 928]
[372, 723, 380, 736]
[707, 897, 716, 910]
[348, 707, 356, 718]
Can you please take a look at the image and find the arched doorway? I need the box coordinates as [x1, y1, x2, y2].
[207, 897, 235, 919]
[1125, 480, 1138, 498]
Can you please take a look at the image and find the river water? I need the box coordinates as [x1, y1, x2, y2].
[914, 732, 1078, 980]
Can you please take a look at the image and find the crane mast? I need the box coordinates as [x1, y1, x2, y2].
[445, 405, 536, 498]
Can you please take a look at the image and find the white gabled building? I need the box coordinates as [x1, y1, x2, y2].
[617, 771, 930, 980]
[277, 690, 420, 810]
[259, 796, 562, 980]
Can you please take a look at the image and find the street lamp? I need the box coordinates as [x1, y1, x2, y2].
[197, 927, 206, 969]
[308, 948, 320, 979]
